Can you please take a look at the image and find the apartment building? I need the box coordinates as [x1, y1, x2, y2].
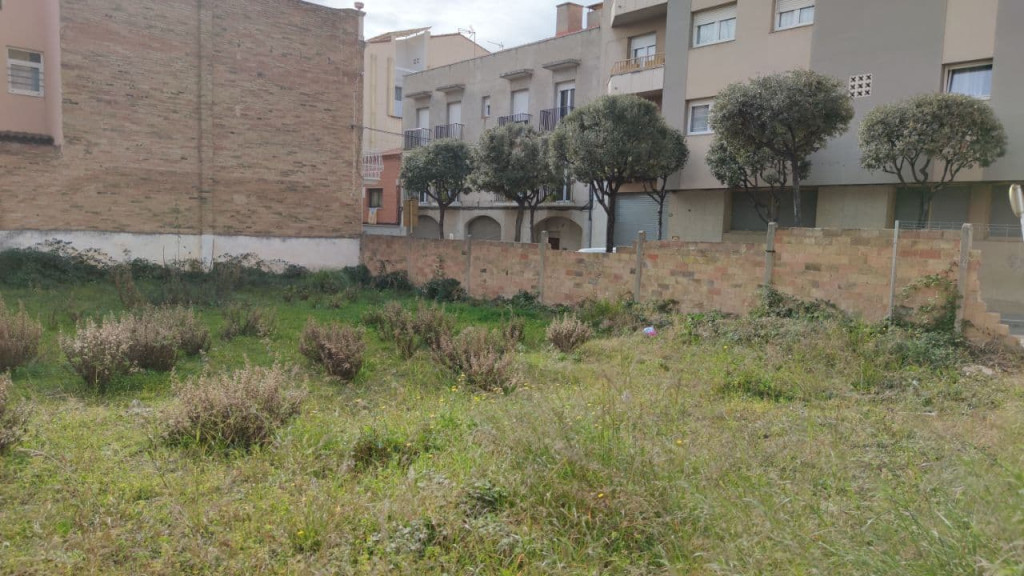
[361, 28, 486, 234]
[401, 3, 605, 249]
[1, 0, 364, 268]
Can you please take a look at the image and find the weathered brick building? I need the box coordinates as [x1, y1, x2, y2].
[1, 0, 364, 268]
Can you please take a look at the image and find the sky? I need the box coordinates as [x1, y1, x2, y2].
[304, 0, 559, 51]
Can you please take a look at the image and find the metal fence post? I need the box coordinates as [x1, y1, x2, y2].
[539, 231, 549, 304]
[887, 221, 901, 322]
[764, 222, 778, 285]
[635, 231, 646, 300]
[956, 223, 973, 332]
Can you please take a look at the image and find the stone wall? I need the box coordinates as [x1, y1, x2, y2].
[362, 228, 1012, 345]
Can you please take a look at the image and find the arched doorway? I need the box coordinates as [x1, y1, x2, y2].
[466, 216, 502, 241]
[413, 215, 440, 239]
[533, 217, 583, 251]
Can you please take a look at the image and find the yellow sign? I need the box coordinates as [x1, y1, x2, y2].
[403, 198, 419, 228]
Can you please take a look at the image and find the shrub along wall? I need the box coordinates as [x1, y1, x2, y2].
[361, 228, 1012, 344]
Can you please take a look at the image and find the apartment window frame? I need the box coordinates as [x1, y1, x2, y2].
[692, 4, 737, 48]
[368, 188, 383, 209]
[482, 95, 491, 118]
[775, 0, 814, 31]
[945, 61, 992, 100]
[7, 47, 44, 97]
[392, 85, 403, 117]
[629, 32, 657, 60]
[687, 99, 714, 135]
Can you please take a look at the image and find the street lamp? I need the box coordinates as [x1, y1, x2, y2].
[1011, 184, 1024, 242]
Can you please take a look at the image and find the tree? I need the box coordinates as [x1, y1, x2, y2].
[706, 138, 808, 225]
[637, 126, 688, 240]
[472, 123, 563, 242]
[711, 70, 854, 226]
[400, 139, 474, 240]
[550, 95, 678, 252]
[860, 93, 1007, 223]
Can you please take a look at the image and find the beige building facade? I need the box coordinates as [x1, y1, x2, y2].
[404, 0, 1023, 316]
[361, 28, 486, 235]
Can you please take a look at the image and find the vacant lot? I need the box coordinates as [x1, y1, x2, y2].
[0, 253, 1021, 575]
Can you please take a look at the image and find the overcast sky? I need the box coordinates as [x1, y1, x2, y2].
[305, 0, 559, 51]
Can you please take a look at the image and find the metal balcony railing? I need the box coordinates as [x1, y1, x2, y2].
[539, 106, 574, 131]
[403, 128, 431, 150]
[610, 52, 665, 76]
[433, 123, 464, 140]
[497, 113, 532, 127]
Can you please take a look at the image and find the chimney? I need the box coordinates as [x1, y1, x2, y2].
[556, 3, 584, 37]
[586, 3, 603, 29]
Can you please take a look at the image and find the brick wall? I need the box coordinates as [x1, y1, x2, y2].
[0, 0, 363, 239]
[361, 228, 1012, 345]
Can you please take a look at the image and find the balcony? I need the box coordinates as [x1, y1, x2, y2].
[608, 53, 665, 96]
[403, 128, 431, 150]
[498, 113, 532, 127]
[610, 0, 668, 27]
[433, 123, 464, 141]
[539, 107, 574, 131]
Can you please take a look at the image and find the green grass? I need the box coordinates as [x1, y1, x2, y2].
[1, 278, 1022, 575]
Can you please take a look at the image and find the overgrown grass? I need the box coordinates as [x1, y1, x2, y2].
[0, 255, 1022, 574]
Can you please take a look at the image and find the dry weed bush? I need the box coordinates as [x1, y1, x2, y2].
[364, 302, 418, 358]
[546, 314, 592, 353]
[62, 307, 211, 390]
[0, 373, 30, 453]
[0, 295, 42, 371]
[163, 363, 305, 448]
[221, 303, 276, 341]
[432, 326, 518, 393]
[413, 303, 456, 354]
[62, 315, 139, 390]
[299, 319, 365, 381]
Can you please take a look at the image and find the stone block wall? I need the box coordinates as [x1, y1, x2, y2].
[362, 228, 1012, 345]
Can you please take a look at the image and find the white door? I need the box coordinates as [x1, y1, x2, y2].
[511, 90, 530, 116]
[416, 107, 429, 129]
[447, 101, 462, 124]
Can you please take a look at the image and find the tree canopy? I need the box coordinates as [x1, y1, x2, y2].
[711, 70, 854, 226]
[400, 139, 475, 240]
[860, 92, 1007, 223]
[473, 123, 562, 242]
[550, 94, 683, 251]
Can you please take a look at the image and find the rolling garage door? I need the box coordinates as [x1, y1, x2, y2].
[613, 194, 662, 247]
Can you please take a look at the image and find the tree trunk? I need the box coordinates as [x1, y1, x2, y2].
[791, 158, 802, 227]
[437, 206, 446, 240]
[605, 193, 616, 253]
[528, 205, 538, 244]
[514, 205, 525, 243]
[656, 196, 665, 240]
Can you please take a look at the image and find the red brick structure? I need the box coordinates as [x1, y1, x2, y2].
[1, 0, 364, 267]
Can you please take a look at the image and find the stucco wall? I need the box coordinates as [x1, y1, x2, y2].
[0, 0, 61, 140]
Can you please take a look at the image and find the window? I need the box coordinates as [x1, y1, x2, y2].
[416, 107, 429, 129]
[687, 99, 713, 135]
[511, 89, 529, 115]
[946, 62, 992, 99]
[693, 4, 736, 47]
[393, 85, 403, 117]
[482, 96, 491, 117]
[848, 73, 872, 98]
[776, 0, 814, 30]
[629, 32, 657, 61]
[368, 188, 383, 208]
[7, 48, 43, 97]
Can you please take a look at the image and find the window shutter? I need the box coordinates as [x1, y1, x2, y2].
[693, 4, 736, 27]
[777, 0, 813, 14]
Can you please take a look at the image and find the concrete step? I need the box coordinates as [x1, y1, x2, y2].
[1000, 314, 1024, 336]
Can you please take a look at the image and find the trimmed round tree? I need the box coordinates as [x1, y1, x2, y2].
[860, 92, 1007, 224]
[400, 139, 475, 240]
[711, 70, 854, 226]
[550, 95, 685, 251]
